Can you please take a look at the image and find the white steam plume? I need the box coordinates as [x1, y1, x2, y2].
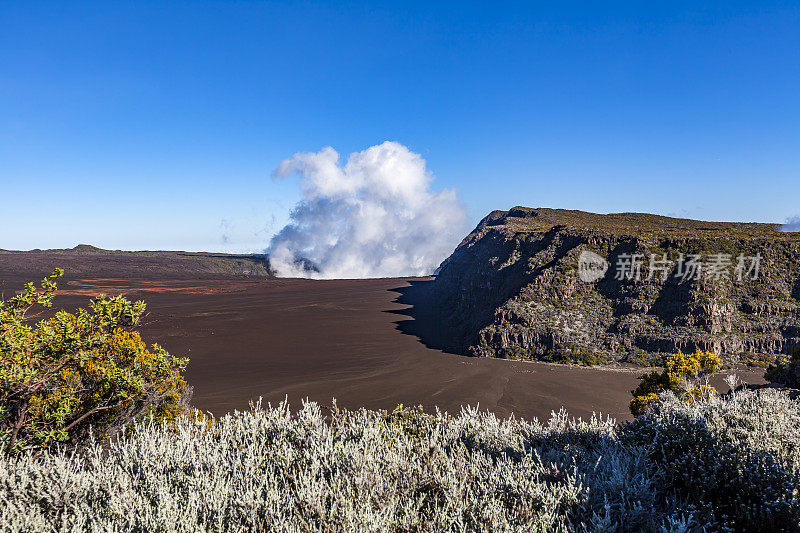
[268, 141, 467, 279]
[781, 216, 800, 232]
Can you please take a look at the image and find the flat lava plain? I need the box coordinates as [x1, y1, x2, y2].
[1, 268, 767, 422]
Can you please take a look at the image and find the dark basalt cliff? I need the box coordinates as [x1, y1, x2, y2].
[433, 207, 800, 365]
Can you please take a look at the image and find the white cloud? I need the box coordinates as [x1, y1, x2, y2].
[268, 141, 467, 279]
[781, 216, 800, 232]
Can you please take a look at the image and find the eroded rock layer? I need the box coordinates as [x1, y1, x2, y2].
[434, 207, 800, 365]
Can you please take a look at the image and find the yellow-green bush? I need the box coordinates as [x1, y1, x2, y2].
[630, 350, 721, 416]
[0, 270, 189, 454]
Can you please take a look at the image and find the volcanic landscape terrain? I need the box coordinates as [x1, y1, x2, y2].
[0, 244, 766, 422]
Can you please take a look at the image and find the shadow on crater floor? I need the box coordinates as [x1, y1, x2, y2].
[386, 279, 461, 355]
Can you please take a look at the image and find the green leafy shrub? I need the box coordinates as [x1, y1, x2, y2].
[0, 270, 189, 454]
[630, 349, 721, 416]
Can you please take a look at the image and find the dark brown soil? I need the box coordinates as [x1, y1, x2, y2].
[1, 264, 767, 422]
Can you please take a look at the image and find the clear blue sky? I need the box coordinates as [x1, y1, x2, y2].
[2, 1, 798, 252]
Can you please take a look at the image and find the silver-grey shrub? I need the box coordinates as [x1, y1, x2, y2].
[624, 388, 800, 531]
[1, 389, 798, 532]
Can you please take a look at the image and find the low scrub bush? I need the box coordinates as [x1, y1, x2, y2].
[1, 388, 798, 531]
[625, 389, 800, 531]
[0, 271, 190, 454]
[630, 349, 721, 416]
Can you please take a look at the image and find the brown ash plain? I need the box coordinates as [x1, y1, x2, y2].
[0, 239, 768, 423]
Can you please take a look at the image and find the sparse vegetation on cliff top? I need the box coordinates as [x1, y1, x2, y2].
[486, 206, 795, 240]
[434, 207, 800, 365]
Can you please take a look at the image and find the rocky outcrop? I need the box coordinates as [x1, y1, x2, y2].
[433, 207, 800, 365]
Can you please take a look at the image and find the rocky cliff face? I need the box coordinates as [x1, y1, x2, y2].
[433, 207, 800, 365]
